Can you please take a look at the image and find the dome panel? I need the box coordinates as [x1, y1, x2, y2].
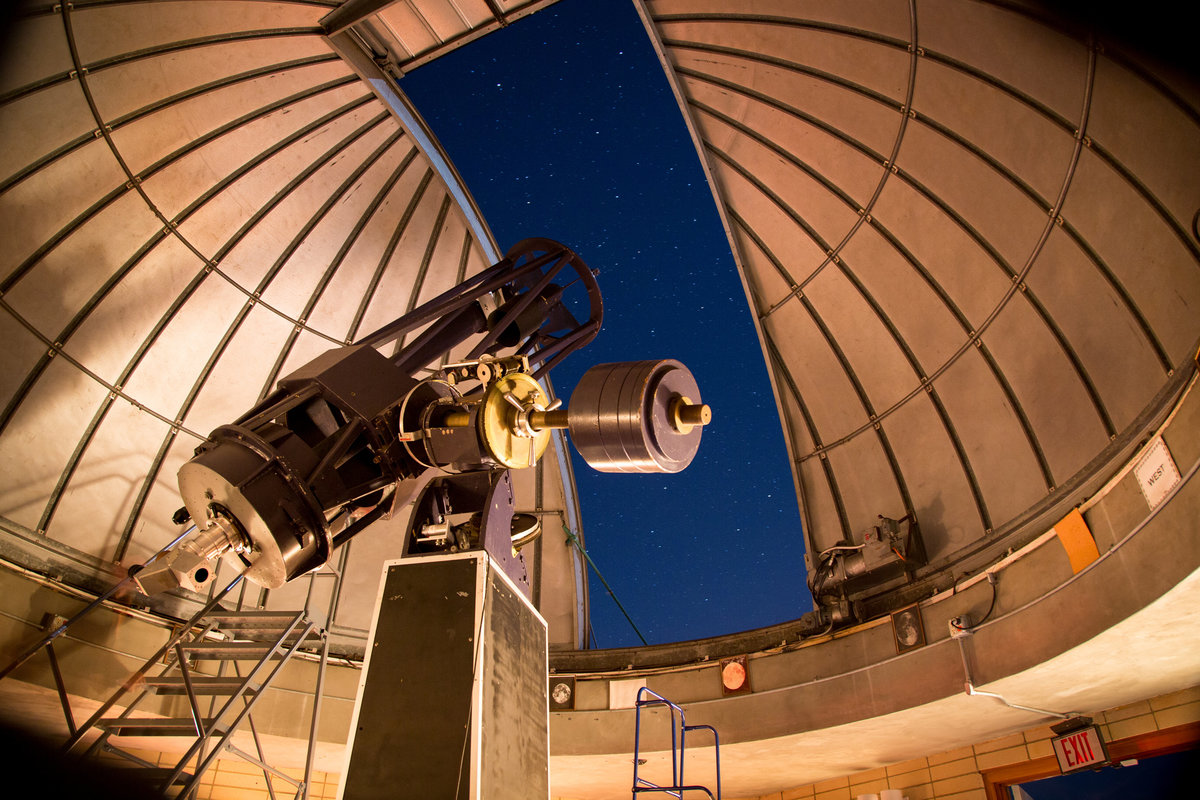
[917, 0, 1089, 122]
[3, 191, 163, 338]
[980, 294, 1113, 481]
[100, 61, 362, 181]
[0, 314, 47, 424]
[794, 449, 846, 547]
[0, 136, 128, 281]
[673, 47, 904, 163]
[180, 304, 307, 435]
[69, 0, 326, 65]
[764, 300, 869, 445]
[731, 224, 796, 310]
[0, 11, 75, 97]
[911, 56, 1078, 203]
[300, 150, 426, 335]
[83, 36, 342, 123]
[895, 120, 1052, 272]
[256, 140, 416, 320]
[1026, 227, 1171, 429]
[931, 347, 1046, 531]
[0, 356, 113, 532]
[824, 426, 907, 538]
[119, 433, 208, 563]
[408, 211, 474, 308]
[118, 278, 253, 412]
[709, 148, 833, 287]
[879, 392, 982, 558]
[657, 18, 911, 103]
[718, 127, 864, 252]
[804, 264, 921, 415]
[161, 106, 397, 237]
[1088, 56, 1200, 225]
[208, 110, 396, 290]
[870, 176, 1011, 327]
[649, 0, 913, 41]
[682, 67, 888, 209]
[1064, 149, 1200, 362]
[837, 222, 967, 373]
[47, 399, 175, 558]
[0, 80, 95, 185]
[353, 183, 452, 337]
[165, 106, 387, 263]
[64, 234, 208, 386]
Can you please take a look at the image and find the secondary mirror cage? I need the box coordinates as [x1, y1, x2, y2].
[355, 237, 603, 379]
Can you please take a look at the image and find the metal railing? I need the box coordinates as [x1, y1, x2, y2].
[632, 687, 721, 799]
[0, 534, 342, 799]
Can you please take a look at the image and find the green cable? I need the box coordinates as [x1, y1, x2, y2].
[563, 526, 649, 647]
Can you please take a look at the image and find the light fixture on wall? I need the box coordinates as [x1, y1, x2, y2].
[720, 656, 750, 695]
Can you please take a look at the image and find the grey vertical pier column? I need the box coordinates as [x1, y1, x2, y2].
[339, 552, 549, 799]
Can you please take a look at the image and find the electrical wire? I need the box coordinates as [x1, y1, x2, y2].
[818, 543, 865, 558]
[951, 572, 998, 631]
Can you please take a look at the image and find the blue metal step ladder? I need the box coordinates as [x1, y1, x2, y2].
[632, 687, 721, 799]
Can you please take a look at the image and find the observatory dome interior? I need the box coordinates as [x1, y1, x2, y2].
[1, 1, 1198, 798]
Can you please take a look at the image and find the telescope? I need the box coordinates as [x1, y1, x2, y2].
[133, 239, 711, 597]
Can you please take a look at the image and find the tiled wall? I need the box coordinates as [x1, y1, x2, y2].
[734, 685, 1200, 800]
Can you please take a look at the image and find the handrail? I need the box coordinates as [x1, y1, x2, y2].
[632, 687, 721, 799]
[65, 572, 245, 754]
[0, 520, 344, 800]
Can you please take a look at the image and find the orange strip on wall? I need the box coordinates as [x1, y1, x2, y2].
[1054, 508, 1100, 574]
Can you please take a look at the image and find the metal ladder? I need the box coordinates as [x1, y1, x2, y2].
[95, 608, 318, 796]
[632, 687, 721, 799]
[1, 557, 332, 799]
[1, 531, 347, 799]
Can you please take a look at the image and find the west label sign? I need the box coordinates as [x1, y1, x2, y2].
[1133, 436, 1181, 509]
[1051, 725, 1109, 773]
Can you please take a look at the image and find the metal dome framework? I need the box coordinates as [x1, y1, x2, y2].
[642, 0, 1200, 607]
[0, 1, 1198, 798]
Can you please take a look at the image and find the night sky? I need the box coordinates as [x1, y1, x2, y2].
[402, 0, 811, 647]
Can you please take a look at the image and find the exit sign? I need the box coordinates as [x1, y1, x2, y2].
[1051, 724, 1109, 773]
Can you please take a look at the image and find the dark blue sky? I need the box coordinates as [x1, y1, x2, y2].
[402, 0, 810, 647]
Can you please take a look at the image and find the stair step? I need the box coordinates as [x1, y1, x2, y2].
[205, 611, 306, 631]
[97, 717, 219, 737]
[210, 631, 313, 647]
[181, 640, 282, 659]
[218, 627, 312, 641]
[144, 676, 258, 695]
